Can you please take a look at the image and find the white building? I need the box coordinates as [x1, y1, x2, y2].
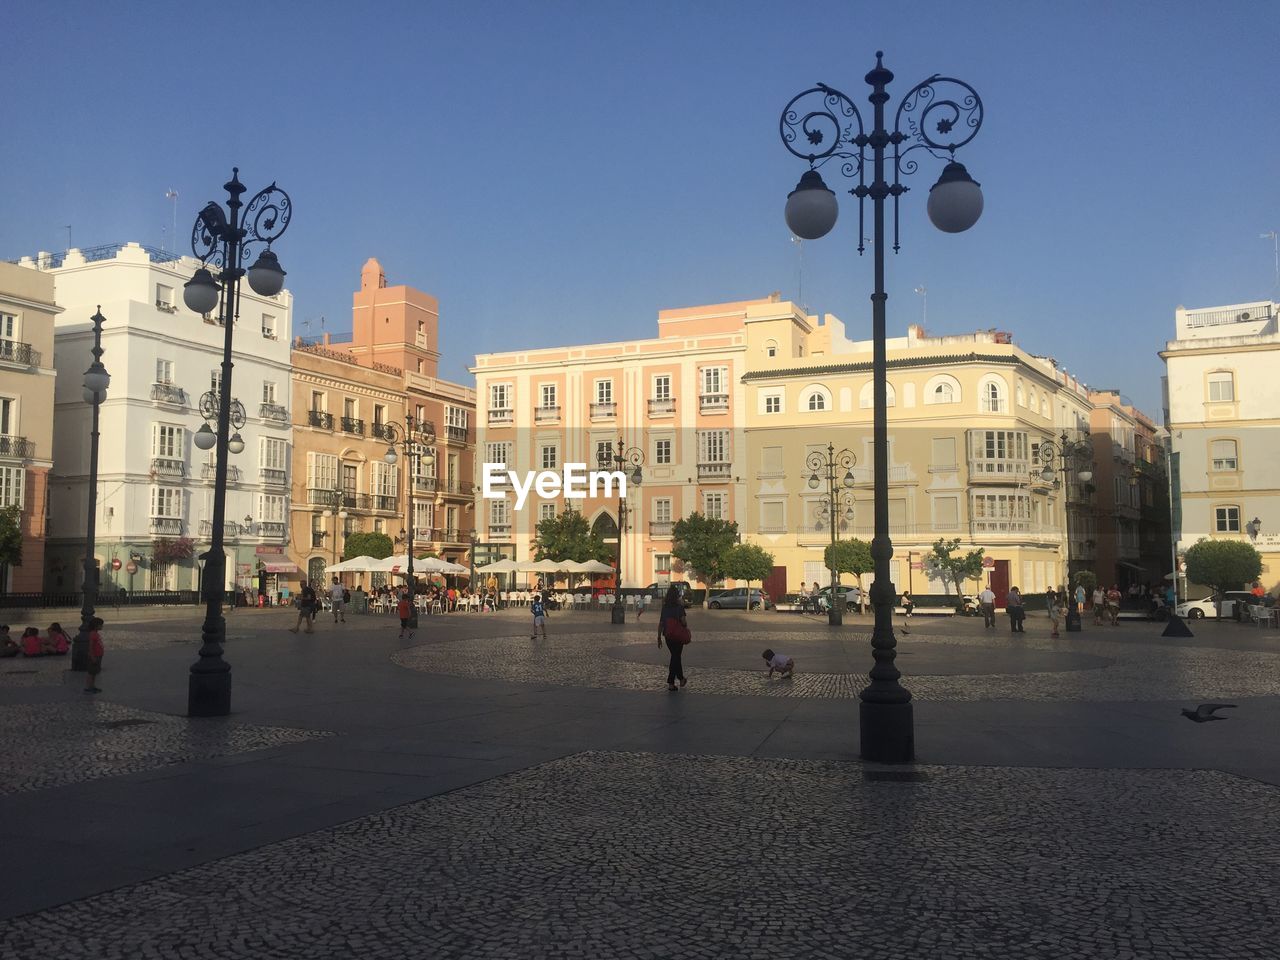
[19, 242, 293, 594]
[1161, 299, 1280, 591]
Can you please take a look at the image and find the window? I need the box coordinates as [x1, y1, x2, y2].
[653, 375, 671, 401]
[489, 383, 511, 410]
[415, 404, 425, 424]
[760, 500, 785, 530]
[654, 553, 672, 576]
[701, 366, 726, 396]
[152, 424, 183, 459]
[0, 397, 11, 435]
[261, 437, 288, 471]
[932, 382, 954, 404]
[343, 397, 357, 419]
[931, 437, 957, 470]
[485, 441, 511, 466]
[150, 486, 182, 518]
[311, 514, 325, 546]
[972, 430, 1028, 462]
[807, 392, 826, 411]
[307, 452, 339, 490]
[445, 405, 467, 429]
[654, 438, 672, 465]
[1208, 372, 1234, 402]
[540, 384, 557, 408]
[414, 501, 433, 529]
[211, 370, 223, 396]
[980, 377, 1007, 413]
[1211, 439, 1238, 471]
[258, 494, 286, 523]
[703, 491, 727, 520]
[1016, 381, 1025, 407]
[310, 390, 325, 412]
[698, 429, 729, 463]
[490, 499, 510, 526]
[155, 359, 174, 384]
[595, 379, 613, 404]
[0, 312, 17, 340]
[540, 444, 558, 470]
[538, 502, 557, 523]
[971, 492, 1030, 522]
[653, 498, 673, 523]
[263, 381, 278, 404]
[372, 461, 398, 498]
[1215, 505, 1241, 533]
[0, 465, 23, 507]
[261, 314, 277, 339]
[764, 394, 781, 414]
[764, 339, 778, 358]
[595, 439, 614, 466]
[155, 284, 175, 309]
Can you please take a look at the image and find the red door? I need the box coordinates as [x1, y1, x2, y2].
[762, 565, 787, 602]
[990, 560, 1010, 607]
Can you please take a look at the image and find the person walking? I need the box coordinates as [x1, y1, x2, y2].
[1106, 584, 1123, 626]
[657, 584, 690, 691]
[1092, 584, 1105, 625]
[530, 592, 548, 640]
[329, 576, 346, 623]
[978, 585, 997, 628]
[290, 581, 317, 634]
[1047, 588, 1063, 638]
[1006, 586, 1025, 633]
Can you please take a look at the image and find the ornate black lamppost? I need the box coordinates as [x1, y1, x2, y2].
[181, 169, 291, 716]
[807, 444, 856, 625]
[1036, 431, 1094, 623]
[71, 308, 109, 672]
[381, 415, 436, 629]
[597, 437, 643, 624]
[780, 53, 985, 761]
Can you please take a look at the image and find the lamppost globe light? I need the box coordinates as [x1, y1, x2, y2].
[82, 387, 103, 404]
[1077, 469, 1094, 483]
[808, 474, 820, 490]
[338, 509, 348, 520]
[926, 162, 984, 234]
[842, 469, 855, 488]
[82, 363, 110, 393]
[246, 249, 287, 297]
[243, 514, 253, 525]
[631, 466, 642, 486]
[183, 267, 221, 314]
[193, 424, 217, 450]
[384, 446, 398, 464]
[227, 432, 245, 454]
[784, 170, 839, 240]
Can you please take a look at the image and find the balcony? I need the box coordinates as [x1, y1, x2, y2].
[439, 478, 474, 497]
[699, 393, 729, 414]
[340, 416, 365, 436]
[411, 526, 435, 542]
[150, 383, 187, 406]
[488, 408, 513, 426]
[438, 527, 465, 543]
[258, 521, 286, 539]
[372, 495, 399, 513]
[311, 531, 327, 548]
[0, 339, 40, 368]
[199, 519, 242, 538]
[307, 489, 371, 511]
[967, 457, 1029, 482]
[488, 523, 512, 540]
[150, 457, 185, 478]
[413, 475, 438, 494]
[446, 424, 469, 443]
[260, 467, 287, 486]
[200, 463, 242, 483]
[155, 298, 178, 314]
[0, 435, 34, 459]
[307, 410, 334, 430]
[648, 398, 675, 417]
[969, 519, 1061, 537]
[590, 402, 616, 420]
[366, 421, 390, 440]
[149, 518, 183, 536]
[848, 464, 912, 485]
[697, 461, 734, 481]
[259, 402, 288, 423]
[534, 406, 561, 423]
[649, 520, 674, 538]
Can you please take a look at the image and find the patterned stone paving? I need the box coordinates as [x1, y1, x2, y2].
[394, 630, 1280, 701]
[0, 702, 332, 795]
[1, 751, 1275, 959]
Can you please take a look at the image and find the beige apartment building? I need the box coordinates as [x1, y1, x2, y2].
[0, 262, 58, 593]
[289, 259, 477, 586]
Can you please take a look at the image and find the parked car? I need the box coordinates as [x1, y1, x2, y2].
[707, 588, 774, 610]
[818, 585, 863, 610]
[644, 581, 692, 607]
[1176, 592, 1257, 620]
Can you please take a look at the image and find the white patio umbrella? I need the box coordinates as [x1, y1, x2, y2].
[518, 559, 565, 573]
[475, 559, 520, 574]
[325, 555, 378, 573]
[576, 560, 616, 574]
[415, 556, 469, 574]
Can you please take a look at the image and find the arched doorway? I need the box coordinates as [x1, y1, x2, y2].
[591, 512, 618, 542]
[307, 556, 326, 587]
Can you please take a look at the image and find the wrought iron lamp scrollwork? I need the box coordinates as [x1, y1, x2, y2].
[598, 438, 644, 624]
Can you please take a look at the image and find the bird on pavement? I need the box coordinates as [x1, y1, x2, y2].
[1181, 703, 1237, 723]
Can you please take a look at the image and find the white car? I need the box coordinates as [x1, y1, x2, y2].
[1175, 593, 1253, 620]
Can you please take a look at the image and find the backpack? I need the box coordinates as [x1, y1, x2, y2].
[343, 589, 351, 603]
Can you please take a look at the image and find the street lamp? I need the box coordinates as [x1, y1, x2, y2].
[71, 308, 109, 672]
[807, 444, 856, 625]
[182, 168, 292, 717]
[779, 53, 985, 762]
[598, 437, 644, 624]
[381, 415, 437, 628]
[1036, 431, 1094, 623]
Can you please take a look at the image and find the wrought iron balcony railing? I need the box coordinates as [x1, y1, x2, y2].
[258, 521, 286, 539]
[370, 422, 392, 440]
[649, 521, 674, 538]
[0, 435, 34, 459]
[0, 339, 41, 367]
[150, 457, 185, 478]
[373, 495, 399, 513]
[413, 476, 438, 493]
[307, 410, 334, 430]
[149, 518, 183, 535]
[150, 383, 187, 405]
[260, 468, 287, 486]
[340, 416, 365, 436]
[446, 424, 469, 443]
[648, 398, 675, 416]
[259, 402, 289, 423]
[201, 463, 241, 483]
[487, 408, 513, 425]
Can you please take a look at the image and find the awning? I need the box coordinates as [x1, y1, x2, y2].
[1116, 560, 1146, 573]
[262, 562, 301, 574]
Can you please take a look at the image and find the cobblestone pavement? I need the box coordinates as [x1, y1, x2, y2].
[1, 750, 1274, 959]
[394, 628, 1280, 701]
[0, 701, 332, 795]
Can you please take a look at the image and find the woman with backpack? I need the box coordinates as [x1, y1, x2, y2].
[657, 584, 691, 691]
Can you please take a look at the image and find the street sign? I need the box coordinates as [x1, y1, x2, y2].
[910, 562, 924, 571]
[125, 562, 137, 574]
[111, 558, 122, 570]
[981, 557, 995, 569]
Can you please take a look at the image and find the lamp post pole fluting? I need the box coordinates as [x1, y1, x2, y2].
[599, 436, 643, 625]
[807, 444, 856, 625]
[383, 415, 436, 628]
[71, 308, 110, 672]
[780, 53, 985, 761]
[182, 168, 291, 717]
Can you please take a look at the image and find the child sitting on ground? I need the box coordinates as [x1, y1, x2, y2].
[20, 627, 46, 657]
[762, 648, 795, 678]
[0, 625, 16, 657]
[47, 623, 70, 655]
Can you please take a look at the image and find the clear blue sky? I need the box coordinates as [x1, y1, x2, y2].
[4, 0, 1278, 419]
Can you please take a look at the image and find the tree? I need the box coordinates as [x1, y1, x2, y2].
[671, 513, 739, 598]
[0, 505, 22, 572]
[343, 531, 393, 560]
[722, 542, 776, 609]
[825, 538, 872, 609]
[1184, 539, 1262, 619]
[1072, 570, 1097, 598]
[152, 537, 194, 566]
[533, 509, 610, 563]
[926, 537, 985, 610]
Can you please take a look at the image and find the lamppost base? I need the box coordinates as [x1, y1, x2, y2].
[611, 603, 626, 625]
[188, 670, 232, 717]
[859, 700, 915, 763]
[828, 607, 843, 626]
[69, 637, 89, 672]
